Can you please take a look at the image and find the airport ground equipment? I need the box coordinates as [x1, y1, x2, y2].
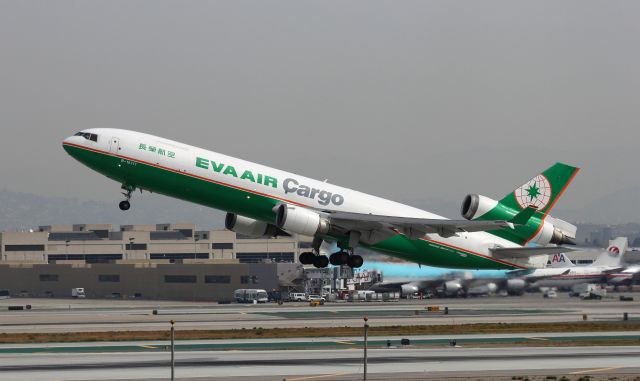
[233, 289, 268, 303]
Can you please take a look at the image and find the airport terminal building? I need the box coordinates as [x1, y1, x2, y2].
[0, 224, 310, 300]
[1, 223, 636, 301]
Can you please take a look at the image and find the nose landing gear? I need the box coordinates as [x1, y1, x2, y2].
[118, 184, 135, 211]
[118, 200, 130, 211]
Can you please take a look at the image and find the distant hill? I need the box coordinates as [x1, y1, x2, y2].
[0, 189, 225, 232]
[554, 186, 640, 225]
[406, 190, 640, 226]
[2, 187, 639, 232]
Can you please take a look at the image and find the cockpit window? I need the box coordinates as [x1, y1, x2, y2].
[74, 132, 98, 142]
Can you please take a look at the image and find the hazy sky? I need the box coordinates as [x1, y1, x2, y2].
[1, 1, 639, 214]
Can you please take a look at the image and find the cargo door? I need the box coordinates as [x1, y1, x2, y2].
[109, 137, 121, 154]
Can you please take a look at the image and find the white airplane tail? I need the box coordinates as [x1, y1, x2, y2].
[549, 252, 574, 268]
[592, 237, 628, 267]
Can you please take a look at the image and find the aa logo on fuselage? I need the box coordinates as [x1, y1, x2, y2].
[514, 174, 552, 210]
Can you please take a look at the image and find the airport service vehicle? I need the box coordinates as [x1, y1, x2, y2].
[290, 292, 308, 301]
[233, 289, 268, 303]
[308, 294, 326, 303]
[0, 290, 10, 300]
[543, 289, 557, 298]
[63, 129, 579, 270]
[71, 288, 86, 298]
[577, 284, 606, 300]
[308, 295, 326, 305]
[511, 237, 629, 290]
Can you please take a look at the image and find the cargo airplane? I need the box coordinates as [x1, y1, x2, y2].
[63, 129, 579, 270]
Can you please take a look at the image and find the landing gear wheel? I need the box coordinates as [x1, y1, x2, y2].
[347, 254, 363, 268]
[330, 251, 350, 266]
[299, 252, 315, 265]
[119, 184, 135, 211]
[313, 255, 329, 268]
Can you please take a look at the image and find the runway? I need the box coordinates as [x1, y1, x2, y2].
[1, 293, 638, 333]
[2, 296, 639, 379]
[2, 331, 640, 353]
[2, 345, 640, 380]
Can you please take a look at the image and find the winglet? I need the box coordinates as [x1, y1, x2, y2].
[509, 205, 538, 225]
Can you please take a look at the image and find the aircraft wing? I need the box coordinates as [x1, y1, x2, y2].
[491, 246, 576, 259]
[601, 267, 627, 274]
[369, 279, 445, 293]
[322, 210, 514, 239]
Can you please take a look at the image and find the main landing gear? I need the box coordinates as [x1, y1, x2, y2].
[118, 185, 135, 211]
[298, 235, 364, 269]
[299, 250, 363, 269]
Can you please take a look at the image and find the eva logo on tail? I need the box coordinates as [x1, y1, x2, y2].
[514, 174, 552, 210]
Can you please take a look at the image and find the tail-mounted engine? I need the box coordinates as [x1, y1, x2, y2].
[461, 194, 576, 246]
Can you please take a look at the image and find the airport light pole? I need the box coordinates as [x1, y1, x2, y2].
[170, 320, 175, 381]
[363, 316, 369, 381]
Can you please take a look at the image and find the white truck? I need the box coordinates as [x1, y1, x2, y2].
[71, 288, 86, 298]
[574, 284, 606, 300]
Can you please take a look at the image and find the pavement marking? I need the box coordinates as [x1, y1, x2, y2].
[286, 372, 352, 381]
[524, 337, 550, 341]
[140, 345, 157, 349]
[334, 341, 355, 345]
[570, 366, 622, 374]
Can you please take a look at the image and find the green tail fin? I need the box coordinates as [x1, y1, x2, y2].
[472, 162, 579, 245]
[499, 162, 580, 216]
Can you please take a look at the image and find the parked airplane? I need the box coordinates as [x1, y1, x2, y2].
[508, 237, 629, 290]
[360, 261, 512, 296]
[63, 129, 578, 270]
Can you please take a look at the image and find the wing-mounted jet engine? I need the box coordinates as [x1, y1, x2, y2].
[225, 213, 288, 239]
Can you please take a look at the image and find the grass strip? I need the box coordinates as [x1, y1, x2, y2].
[1, 321, 640, 344]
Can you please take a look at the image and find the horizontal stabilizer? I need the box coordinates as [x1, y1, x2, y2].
[491, 246, 575, 259]
[509, 205, 538, 225]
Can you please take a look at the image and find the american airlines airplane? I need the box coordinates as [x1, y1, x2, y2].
[508, 237, 629, 289]
[63, 129, 578, 270]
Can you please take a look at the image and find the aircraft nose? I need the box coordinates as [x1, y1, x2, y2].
[62, 134, 77, 154]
